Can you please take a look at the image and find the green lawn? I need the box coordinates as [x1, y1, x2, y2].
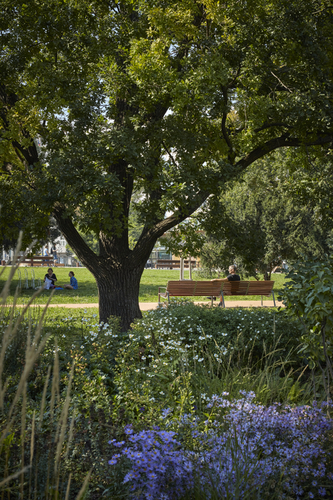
[0, 266, 287, 304]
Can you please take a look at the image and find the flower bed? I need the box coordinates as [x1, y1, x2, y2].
[109, 392, 333, 500]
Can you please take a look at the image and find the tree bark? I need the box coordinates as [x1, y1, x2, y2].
[53, 206, 149, 331]
[94, 262, 144, 331]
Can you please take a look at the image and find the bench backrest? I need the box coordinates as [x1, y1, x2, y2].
[222, 281, 250, 295]
[17, 256, 53, 265]
[166, 280, 222, 297]
[221, 280, 274, 296]
[193, 281, 223, 296]
[247, 280, 274, 296]
[166, 281, 197, 296]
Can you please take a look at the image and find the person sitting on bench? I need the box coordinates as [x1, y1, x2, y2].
[226, 265, 240, 281]
[211, 265, 240, 306]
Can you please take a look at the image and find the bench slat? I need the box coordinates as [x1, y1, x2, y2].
[221, 280, 275, 307]
[222, 281, 250, 295]
[158, 280, 223, 305]
[167, 281, 196, 296]
[194, 282, 222, 295]
[247, 281, 274, 296]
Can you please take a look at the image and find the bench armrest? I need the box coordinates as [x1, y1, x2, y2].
[158, 286, 168, 303]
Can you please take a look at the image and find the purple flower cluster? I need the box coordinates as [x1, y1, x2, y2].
[109, 394, 333, 499]
[109, 425, 193, 499]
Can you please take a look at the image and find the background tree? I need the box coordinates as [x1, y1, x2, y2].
[1, 0, 333, 329]
[198, 150, 332, 278]
[159, 219, 206, 261]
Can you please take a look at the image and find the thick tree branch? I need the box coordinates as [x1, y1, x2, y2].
[227, 65, 241, 90]
[132, 190, 210, 263]
[53, 204, 98, 269]
[236, 134, 333, 172]
[162, 141, 179, 169]
[12, 139, 39, 169]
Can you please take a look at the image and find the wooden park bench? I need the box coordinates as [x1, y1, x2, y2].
[220, 280, 276, 307]
[17, 256, 54, 267]
[156, 259, 197, 269]
[158, 280, 223, 306]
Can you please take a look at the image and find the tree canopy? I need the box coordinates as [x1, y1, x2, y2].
[1, 0, 333, 328]
[197, 149, 333, 278]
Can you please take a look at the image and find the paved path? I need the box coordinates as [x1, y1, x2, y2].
[18, 299, 283, 310]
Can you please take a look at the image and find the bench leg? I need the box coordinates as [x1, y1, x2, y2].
[261, 295, 263, 306]
[271, 290, 276, 307]
[221, 293, 225, 308]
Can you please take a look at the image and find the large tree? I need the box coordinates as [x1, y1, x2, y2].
[1, 0, 333, 329]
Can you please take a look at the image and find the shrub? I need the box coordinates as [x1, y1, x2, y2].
[280, 257, 333, 399]
[113, 303, 309, 424]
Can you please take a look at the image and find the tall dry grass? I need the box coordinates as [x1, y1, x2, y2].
[0, 234, 90, 499]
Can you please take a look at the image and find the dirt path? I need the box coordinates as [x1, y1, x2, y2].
[8, 299, 283, 310]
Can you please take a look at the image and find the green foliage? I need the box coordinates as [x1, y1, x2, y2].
[0, 293, 320, 499]
[77, 231, 99, 254]
[1, 244, 325, 499]
[286, 147, 333, 233]
[280, 257, 333, 375]
[0, 263, 93, 498]
[0, 305, 128, 497]
[159, 219, 206, 258]
[198, 150, 331, 277]
[113, 303, 307, 424]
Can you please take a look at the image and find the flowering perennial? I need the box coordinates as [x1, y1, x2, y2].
[109, 392, 333, 499]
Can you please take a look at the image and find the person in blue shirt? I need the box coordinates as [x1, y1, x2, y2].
[64, 271, 78, 290]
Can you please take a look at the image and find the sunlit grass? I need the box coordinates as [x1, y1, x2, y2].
[0, 266, 287, 304]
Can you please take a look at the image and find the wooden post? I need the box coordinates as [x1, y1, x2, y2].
[180, 257, 184, 280]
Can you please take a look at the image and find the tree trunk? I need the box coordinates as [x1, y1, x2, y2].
[93, 263, 144, 331]
[53, 208, 151, 331]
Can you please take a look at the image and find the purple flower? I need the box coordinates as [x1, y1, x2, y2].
[108, 395, 333, 500]
[161, 408, 173, 419]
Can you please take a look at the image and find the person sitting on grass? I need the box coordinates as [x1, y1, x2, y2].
[44, 268, 57, 289]
[64, 271, 78, 290]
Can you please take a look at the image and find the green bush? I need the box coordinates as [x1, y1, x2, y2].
[113, 302, 309, 425]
